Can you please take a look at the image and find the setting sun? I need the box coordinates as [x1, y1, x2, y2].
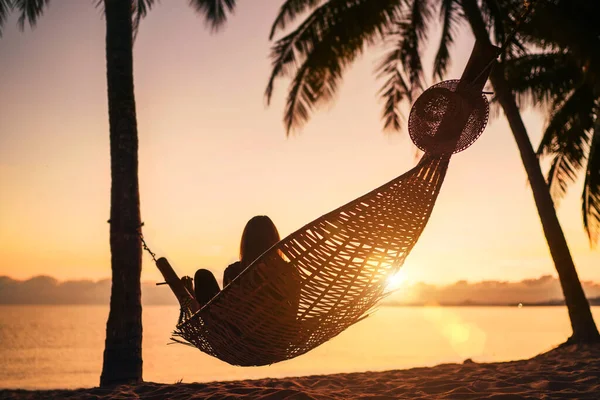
[386, 269, 409, 291]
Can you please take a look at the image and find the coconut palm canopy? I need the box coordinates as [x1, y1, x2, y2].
[503, 0, 600, 246]
[264, 0, 525, 134]
[0, 0, 236, 34]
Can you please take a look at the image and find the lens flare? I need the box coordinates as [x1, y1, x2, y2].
[386, 270, 407, 291]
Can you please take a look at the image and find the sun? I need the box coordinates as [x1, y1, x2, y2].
[385, 269, 408, 291]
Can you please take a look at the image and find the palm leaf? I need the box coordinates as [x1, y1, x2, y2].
[480, 0, 525, 58]
[265, 5, 327, 106]
[94, 0, 156, 39]
[538, 84, 594, 156]
[480, 0, 505, 46]
[399, 0, 431, 90]
[189, 0, 236, 31]
[540, 85, 595, 202]
[377, 68, 410, 132]
[132, 0, 156, 38]
[12, 0, 49, 30]
[266, 0, 405, 133]
[269, 0, 323, 40]
[432, 0, 459, 80]
[582, 116, 600, 247]
[503, 52, 582, 109]
[97, 0, 236, 38]
[376, 21, 413, 132]
[283, 60, 321, 136]
[521, 0, 600, 61]
[547, 152, 579, 205]
[0, 0, 13, 37]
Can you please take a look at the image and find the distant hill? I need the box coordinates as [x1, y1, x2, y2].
[385, 297, 600, 307]
[1, 275, 599, 306]
[0, 276, 177, 306]
[384, 275, 600, 307]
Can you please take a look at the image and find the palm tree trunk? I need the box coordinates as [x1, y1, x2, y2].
[461, 0, 599, 343]
[100, 0, 144, 386]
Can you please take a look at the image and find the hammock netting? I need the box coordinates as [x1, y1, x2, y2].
[161, 40, 497, 367]
[175, 154, 449, 366]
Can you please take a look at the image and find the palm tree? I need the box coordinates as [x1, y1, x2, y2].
[460, 0, 598, 343]
[0, 0, 237, 385]
[503, 0, 600, 247]
[265, 0, 599, 343]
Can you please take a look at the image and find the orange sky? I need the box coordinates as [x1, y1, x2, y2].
[0, 0, 597, 285]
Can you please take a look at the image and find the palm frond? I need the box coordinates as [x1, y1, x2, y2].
[433, 0, 459, 80]
[265, 2, 331, 105]
[400, 0, 432, 90]
[269, 0, 322, 40]
[408, 0, 431, 41]
[486, 92, 503, 122]
[480, 0, 526, 60]
[547, 152, 579, 205]
[538, 83, 595, 157]
[376, 22, 413, 132]
[189, 0, 235, 31]
[266, 0, 405, 133]
[540, 85, 595, 202]
[12, 0, 49, 30]
[378, 68, 411, 132]
[132, 0, 155, 38]
[94, 0, 155, 40]
[503, 51, 582, 109]
[582, 116, 600, 247]
[283, 60, 323, 136]
[521, 0, 600, 60]
[480, 0, 504, 46]
[0, 0, 13, 37]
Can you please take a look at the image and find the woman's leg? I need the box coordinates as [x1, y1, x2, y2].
[194, 269, 221, 307]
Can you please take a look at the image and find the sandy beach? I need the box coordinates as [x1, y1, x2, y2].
[2, 344, 598, 399]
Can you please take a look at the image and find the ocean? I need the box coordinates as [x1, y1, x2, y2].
[1, 305, 597, 389]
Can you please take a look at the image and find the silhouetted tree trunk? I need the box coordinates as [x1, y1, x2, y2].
[100, 0, 144, 386]
[461, 0, 599, 343]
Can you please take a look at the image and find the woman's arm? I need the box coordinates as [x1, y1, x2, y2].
[156, 257, 200, 313]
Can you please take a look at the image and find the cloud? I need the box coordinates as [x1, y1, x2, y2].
[0, 275, 599, 306]
[0, 276, 177, 305]
[385, 275, 600, 305]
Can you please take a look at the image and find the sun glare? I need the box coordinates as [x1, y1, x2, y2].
[386, 269, 408, 291]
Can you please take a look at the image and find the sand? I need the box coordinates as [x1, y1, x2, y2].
[1, 344, 598, 399]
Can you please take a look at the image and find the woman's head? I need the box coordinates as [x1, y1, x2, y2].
[240, 215, 280, 266]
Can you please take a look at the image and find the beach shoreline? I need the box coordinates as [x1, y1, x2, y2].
[1, 344, 598, 399]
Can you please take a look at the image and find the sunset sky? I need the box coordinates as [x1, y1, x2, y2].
[0, 0, 597, 286]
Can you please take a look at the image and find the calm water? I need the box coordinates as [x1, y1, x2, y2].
[1, 305, 598, 389]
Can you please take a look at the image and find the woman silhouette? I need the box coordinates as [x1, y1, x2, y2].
[184, 215, 284, 307]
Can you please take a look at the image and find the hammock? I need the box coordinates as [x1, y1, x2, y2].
[155, 40, 499, 367]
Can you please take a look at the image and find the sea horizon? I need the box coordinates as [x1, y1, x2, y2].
[2, 274, 600, 308]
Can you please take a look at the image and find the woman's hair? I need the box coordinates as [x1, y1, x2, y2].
[239, 215, 280, 266]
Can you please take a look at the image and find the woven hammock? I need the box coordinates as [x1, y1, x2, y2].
[156, 40, 499, 367]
